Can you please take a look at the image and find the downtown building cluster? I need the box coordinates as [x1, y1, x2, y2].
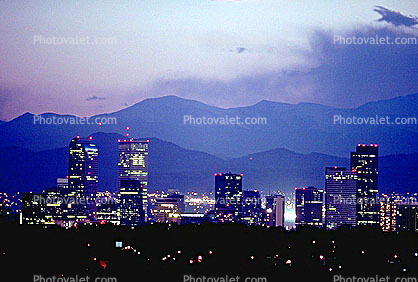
[296, 144, 418, 232]
[19, 138, 418, 232]
[20, 135, 286, 228]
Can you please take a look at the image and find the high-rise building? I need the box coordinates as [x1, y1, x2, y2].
[118, 138, 149, 225]
[214, 172, 243, 223]
[325, 167, 357, 229]
[397, 203, 418, 232]
[351, 144, 379, 227]
[295, 186, 323, 228]
[266, 195, 285, 227]
[68, 136, 98, 222]
[241, 190, 265, 225]
[380, 194, 398, 232]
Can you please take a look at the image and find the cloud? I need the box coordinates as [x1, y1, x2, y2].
[236, 47, 246, 54]
[374, 6, 418, 27]
[139, 26, 418, 109]
[85, 95, 106, 101]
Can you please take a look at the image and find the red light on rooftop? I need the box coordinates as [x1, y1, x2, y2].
[126, 126, 130, 130]
[66, 176, 69, 179]
[126, 133, 129, 136]
[219, 173, 222, 176]
[214, 173, 217, 176]
[240, 173, 244, 176]
[98, 122, 102, 126]
[352, 169, 356, 172]
[146, 139, 150, 142]
[362, 144, 366, 147]
[100, 220, 106, 225]
[89, 136, 93, 140]
[334, 166, 337, 169]
[76, 136, 80, 139]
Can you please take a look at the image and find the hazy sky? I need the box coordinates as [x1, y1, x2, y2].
[0, 0, 417, 120]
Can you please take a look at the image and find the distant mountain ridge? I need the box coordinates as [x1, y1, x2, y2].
[0, 133, 416, 195]
[0, 93, 417, 158]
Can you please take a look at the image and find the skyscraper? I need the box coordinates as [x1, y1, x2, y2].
[325, 167, 357, 229]
[241, 190, 264, 226]
[351, 144, 379, 227]
[214, 172, 243, 223]
[118, 138, 149, 225]
[397, 203, 418, 232]
[380, 194, 398, 232]
[266, 194, 285, 227]
[68, 136, 98, 222]
[295, 186, 323, 228]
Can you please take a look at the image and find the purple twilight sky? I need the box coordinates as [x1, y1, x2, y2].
[0, 0, 417, 120]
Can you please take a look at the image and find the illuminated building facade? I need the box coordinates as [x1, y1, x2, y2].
[56, 177, 69, 190]
[214, 172, 243, 223]
[118, 139, 149, 225]
[241, 190, 264, 225]
[68, 136, 98, 222]
[22, 193, 54, 225]
[152, 198, 182, 224]
[397, 204, 418, 232]
[351, 144, 379, 227]
[380, 194, 398, 232]
[325, 167, 357, 229]
[96, 204, 119, 225]
[295, 186, 323, 227]
[266, 194, 285, 227]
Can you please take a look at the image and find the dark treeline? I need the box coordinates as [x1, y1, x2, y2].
[1, 223, 417, 282]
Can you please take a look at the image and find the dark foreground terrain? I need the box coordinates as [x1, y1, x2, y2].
[1, 223, 417, 282]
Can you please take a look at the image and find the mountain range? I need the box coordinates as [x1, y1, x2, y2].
[0, 93, 417, 158]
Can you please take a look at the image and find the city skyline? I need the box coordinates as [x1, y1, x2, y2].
[12, 135, 417, 233]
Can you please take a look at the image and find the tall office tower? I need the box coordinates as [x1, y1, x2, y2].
[380, 194, 398, 232]
[241, 190, 264, 225]
[266, 195, 285, 227]
[351, 144, 379, 227]
[214, 172, 243, 223]
[295, 186, 324, 228]
[68, 136, 98, 222]
[118, 138, 149, 225]
[325, 167, 357, 229]
[397, 203, 418, 232]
